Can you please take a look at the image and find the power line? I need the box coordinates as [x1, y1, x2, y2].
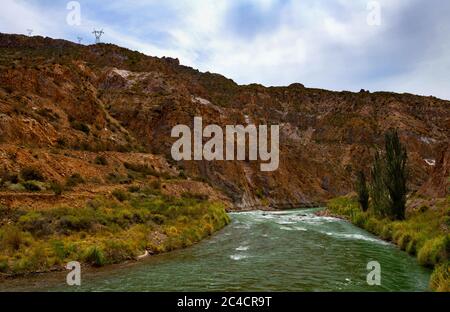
[92, 29, 104, 44]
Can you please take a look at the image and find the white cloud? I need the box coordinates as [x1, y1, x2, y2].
[0, 0, 59, 37]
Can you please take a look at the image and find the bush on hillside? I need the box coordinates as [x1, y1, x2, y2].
[22, 181, 42, 192]
[20, 167, 45, 182]
[66, 173, 85, 188]
[95, 155, 108, 166]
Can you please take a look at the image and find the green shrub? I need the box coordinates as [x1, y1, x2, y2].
[112, 189, 129, 202]
[83, 246, 105, 267]
[398, 232, 413, 251]
[1, 226, 24, 251]
[95, 155, 108, 166]
[406, 235, 421, 255]
[27, 245, 48, 271]
[51, 240, 73, 261]
[58, 215, 93, 232]
[50, 181, 64, 196]
[20, 166, 45, 182]
[0, 258, 8, 273]
[7, 183, 26, 192]
[128, 185, 140, 193]
[124, 162, 159, 177]
[18, 211, 49, 236]
[66, 173, 84, 187]
[430, 262, 450, 292]
[418, 236, 449, 267]
[364, 217, 381, 234]
[150, 214, 167, 225]
[380, 224, 393, 241]
[443, 216, 450, 228]
[22, 181, 42, 192]
[106, 172, 131, 184]
[71, 121, 90, 135]
[352, 212, 367, 228]
[103, 240, 134, 263]
[255, 188, 265, 200]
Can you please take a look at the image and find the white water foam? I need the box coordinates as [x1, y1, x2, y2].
[323, 232, 389, 245]
[230, 254, 248, 261]
[296, 215, 338, 224]
[276, 220, 297, 225]
[235, 225, 252, 229]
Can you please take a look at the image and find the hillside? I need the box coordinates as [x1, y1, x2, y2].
[0, 33, 449, 210]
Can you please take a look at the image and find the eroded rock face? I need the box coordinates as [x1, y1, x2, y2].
[418, 144, 450, 198]
[0, 33, 449, 209]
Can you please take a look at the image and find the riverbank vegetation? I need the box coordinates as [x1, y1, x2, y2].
[0, 187, 230, 276]
[327, 195, 449, 291]
[330, 130, 449, 291]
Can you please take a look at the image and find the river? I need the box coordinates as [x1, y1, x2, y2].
[0, 209, 431, 291]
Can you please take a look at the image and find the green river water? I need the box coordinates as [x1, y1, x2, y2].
[1, 209, 431, 291]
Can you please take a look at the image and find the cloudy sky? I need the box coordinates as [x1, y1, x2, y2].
[1, 0, 449, 100]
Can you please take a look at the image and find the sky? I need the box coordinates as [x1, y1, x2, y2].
[1, 0, 449, 100]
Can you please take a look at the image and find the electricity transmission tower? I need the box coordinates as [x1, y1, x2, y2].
[26, 29, 33, 36]
[77, 36, 83, 44]
[92, 29, 104, 44]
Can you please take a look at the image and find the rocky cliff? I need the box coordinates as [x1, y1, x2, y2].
[0, 33, 448, 210]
